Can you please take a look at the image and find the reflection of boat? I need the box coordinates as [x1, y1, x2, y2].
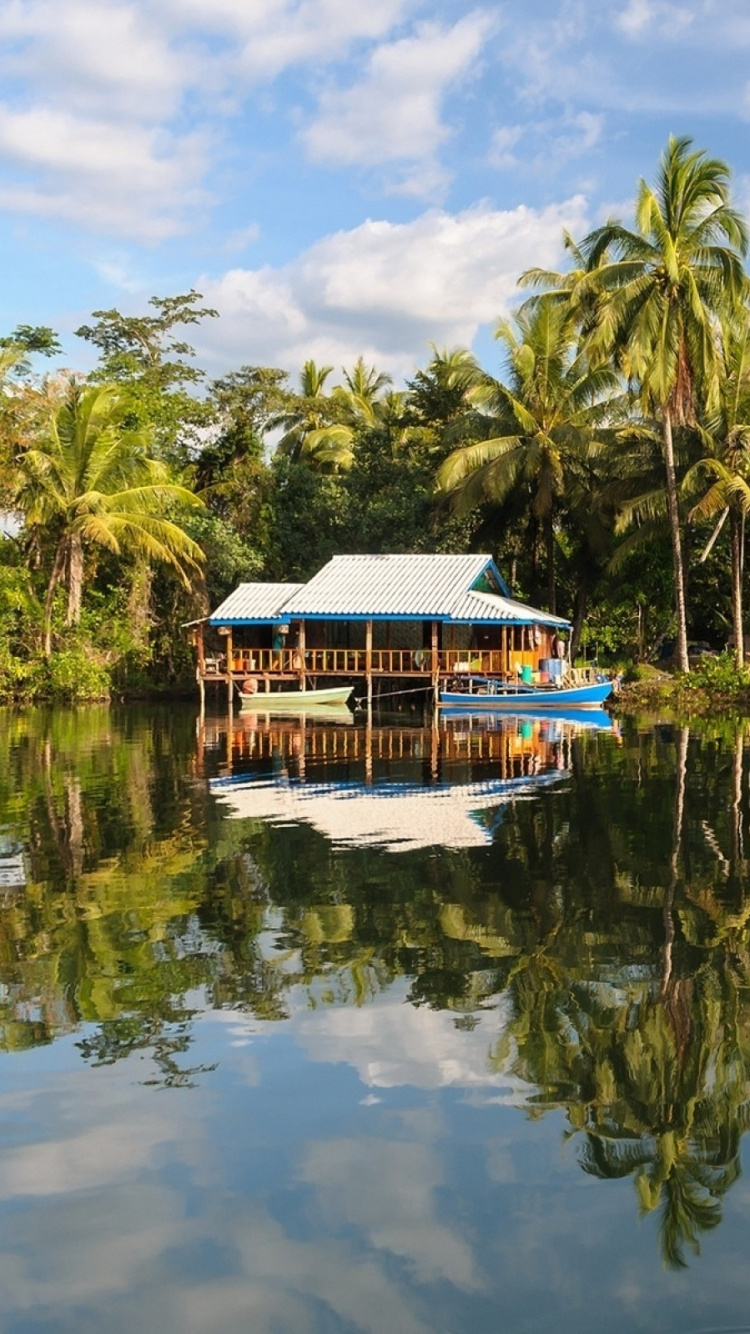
[210, 770, 567, 853]
[239, 685, 353, 711]
[237, 703, 355, 726]
[441, 707, 616, 731]
[439, 678, 614, 709]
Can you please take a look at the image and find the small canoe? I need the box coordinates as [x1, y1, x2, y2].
[239, 685, 353, 710]
[439, 679, 614, 709]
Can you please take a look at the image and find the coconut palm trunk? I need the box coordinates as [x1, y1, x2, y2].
[730, 509, 745, 666]
[663, 410, 690, 672]
[43, 539, 67, 658]
[66, 531, 84, 626]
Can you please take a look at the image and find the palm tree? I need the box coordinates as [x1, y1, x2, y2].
[576, 136, 748, 671]
[437, 300, 621, 612]
[272, 360, 335, 464]
[686, 310, 750, 664]
[13, 380, 204, 655]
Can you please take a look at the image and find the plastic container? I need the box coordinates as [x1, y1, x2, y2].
[520, 665, 533, 684]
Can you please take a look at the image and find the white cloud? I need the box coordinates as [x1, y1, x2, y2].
[0, 106, 211, 240]
[489, 125, 523, 170]
[0, 0, 191, 120]
[301, 13, 493, 184]
[196, 196, 588, 378]
[0, 0, 430, 242]
[614, 0, 654, 36]
[613, 0, 695, 40]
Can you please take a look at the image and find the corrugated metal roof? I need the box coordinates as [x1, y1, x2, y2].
[282, 553, 498, 618]
[209, 582, 303, 625]
[207, 556, 571, 627]
[452, 589, 570, 628]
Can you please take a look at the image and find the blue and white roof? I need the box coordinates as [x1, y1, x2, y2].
[209, 582, 303, 625]
[208, 555, 570, 627]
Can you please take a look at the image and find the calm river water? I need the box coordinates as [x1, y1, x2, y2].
[1, 703, 750, 1333]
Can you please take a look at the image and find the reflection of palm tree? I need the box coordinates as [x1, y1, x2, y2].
[577, 988, 750, 1269]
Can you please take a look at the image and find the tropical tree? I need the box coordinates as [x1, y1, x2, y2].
[574, 136, 749, 671]
[436, 300, 621, 613]
[13, 380, 205, 655]
[271, 360, 336, 464]
[74, 291, 218, 464]
[686, 310, 750, 664]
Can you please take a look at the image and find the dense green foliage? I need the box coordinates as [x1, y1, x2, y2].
[5, 136, 750, 699]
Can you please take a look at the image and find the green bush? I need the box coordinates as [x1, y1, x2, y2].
[35, 647, 112, 702]
[679, 651, 750, 695]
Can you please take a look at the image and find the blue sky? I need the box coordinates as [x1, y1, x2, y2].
[1, 0, 749, 384]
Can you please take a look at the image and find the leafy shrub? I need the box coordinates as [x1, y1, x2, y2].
[678, 651, 750, 695]
[37, 647, 111, 702]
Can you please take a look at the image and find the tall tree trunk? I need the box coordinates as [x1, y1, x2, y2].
[66, 531, 84, 625]
[528, 514, 539, 605]
[662, 409, 689, 673]
[731, 508, 744, 667]
[546, 511, 556, 615]
[570, 575, 588, 661]
[43, 538, 67, 658]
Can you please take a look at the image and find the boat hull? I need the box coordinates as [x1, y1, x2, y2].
[239, 685, 353, 710]
[439, 681, 613, 709]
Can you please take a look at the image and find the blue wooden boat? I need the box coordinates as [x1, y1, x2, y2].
[439, 677, 614, 709]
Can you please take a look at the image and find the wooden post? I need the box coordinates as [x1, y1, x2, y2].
[365, 713, 373, 784]
[365, 619, 373, 717]
[431, 619, 439, 705]
[196, 622, 206, 714]
[226, 627, 234, 708]
[299, 620, 306, 691]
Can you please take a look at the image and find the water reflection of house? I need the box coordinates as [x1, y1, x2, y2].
[205, 712, 591, 853]
[189, 553, 571, 703]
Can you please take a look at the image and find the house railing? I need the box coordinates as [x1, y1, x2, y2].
[204, 647, 520, 677]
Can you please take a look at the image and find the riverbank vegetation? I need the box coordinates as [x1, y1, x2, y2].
[4, 135, 750, 702]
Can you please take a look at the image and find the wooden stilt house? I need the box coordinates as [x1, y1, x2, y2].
[192, 553, 570, 702]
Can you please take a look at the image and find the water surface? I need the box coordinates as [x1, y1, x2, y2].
[1, 704, 749, 1333]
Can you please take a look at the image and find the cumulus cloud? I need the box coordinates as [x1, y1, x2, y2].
[0, 0, 427, 240]
[301, 12, 493, 193]
[0, 0, 191, 119]
[195, 196, 589, 378]
[0, 105, 211, 240]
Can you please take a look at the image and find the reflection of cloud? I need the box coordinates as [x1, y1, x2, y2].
[290, 985, 530, 1099]
[303, 1136, 479, 1289]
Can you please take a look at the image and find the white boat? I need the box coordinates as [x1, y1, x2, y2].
[239, 685, 353, 711]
